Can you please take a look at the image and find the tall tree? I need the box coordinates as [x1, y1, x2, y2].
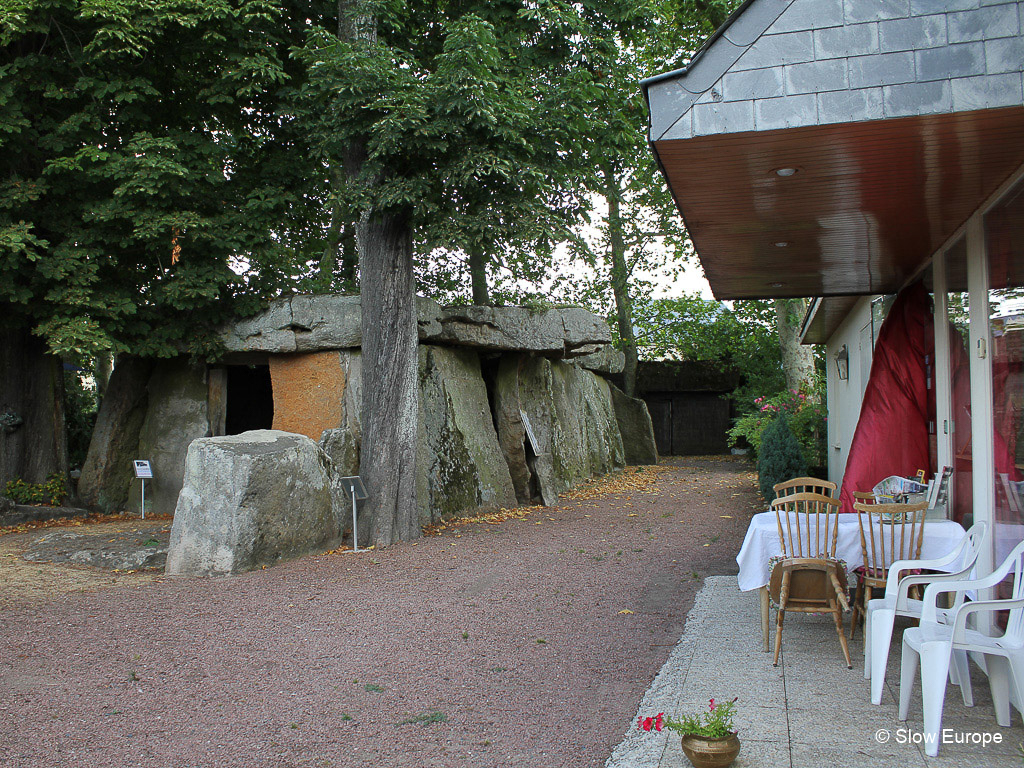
[559, 0, 742, 397]
[295, 1, 647, 545]
[0, 1, 322, 360]
[0, 0, 325, 486]
[775, 298, 816, 393]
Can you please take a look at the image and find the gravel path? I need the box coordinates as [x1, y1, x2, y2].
[1, 457, 760, 768]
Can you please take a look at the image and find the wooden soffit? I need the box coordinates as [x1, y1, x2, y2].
[652, 105, 1024, 300]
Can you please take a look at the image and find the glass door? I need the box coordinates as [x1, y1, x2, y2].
[985, 177, 1024, 570]
[945, 238, 973, 526]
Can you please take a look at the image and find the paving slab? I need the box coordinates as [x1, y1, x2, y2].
[607, 575, 1024, 768]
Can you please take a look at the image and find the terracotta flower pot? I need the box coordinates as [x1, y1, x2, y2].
[679, 732, 741, 768]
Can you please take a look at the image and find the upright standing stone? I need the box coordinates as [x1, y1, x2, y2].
[609, 384, 659, 466]
[417, 346, 517, 524]
[133, 359, 209, 517]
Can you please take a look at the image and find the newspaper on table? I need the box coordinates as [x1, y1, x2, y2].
[872, 475, 928, 503]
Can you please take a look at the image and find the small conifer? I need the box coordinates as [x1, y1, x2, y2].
[757, 418, 808, 501]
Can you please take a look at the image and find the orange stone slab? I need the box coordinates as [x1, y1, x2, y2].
[269, 352, 345, 440]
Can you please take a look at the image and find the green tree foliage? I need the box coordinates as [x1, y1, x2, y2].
[634, 294, 786, 407]
[757, 417, 808, 502]
[1, 1, 321, 360]
[559, 0, 742, 395]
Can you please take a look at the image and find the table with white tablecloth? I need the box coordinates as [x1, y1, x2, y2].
[736, 512, 968, 591]
[736, 512, 968, 650]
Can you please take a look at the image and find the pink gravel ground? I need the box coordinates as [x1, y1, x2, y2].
[0, 457, 761, 768]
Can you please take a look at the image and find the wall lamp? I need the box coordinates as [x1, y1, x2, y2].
[835, 344, 849, 381]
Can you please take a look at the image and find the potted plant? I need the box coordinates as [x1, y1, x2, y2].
[638, 698, 740, 768]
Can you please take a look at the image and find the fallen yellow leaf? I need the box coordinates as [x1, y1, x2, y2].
[618, 609, 634, 615]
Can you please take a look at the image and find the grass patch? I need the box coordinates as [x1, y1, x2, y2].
[364, 683, 384, 692]
[397, 710, 447, 726]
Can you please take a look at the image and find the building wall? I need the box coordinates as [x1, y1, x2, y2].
[825, 296, 876, 486]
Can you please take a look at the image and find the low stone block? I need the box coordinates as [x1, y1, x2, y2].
[166, 430, 341, 576]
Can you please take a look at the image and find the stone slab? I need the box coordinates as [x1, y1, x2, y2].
[269, 351, 345, 440]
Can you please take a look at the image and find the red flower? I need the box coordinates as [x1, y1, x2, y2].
[639, 716, 654, 731]
[655, 713, 664, 732]
[708, 698, 716, 711]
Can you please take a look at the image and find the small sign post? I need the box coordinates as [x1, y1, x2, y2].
[133, 460, 153, 519]
[337, 476, 368, 552]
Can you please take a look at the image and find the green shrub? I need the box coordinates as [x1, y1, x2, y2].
[728, 382, 825, 469]
[4, 473, 67, 506]
[757, 418, 807, 502]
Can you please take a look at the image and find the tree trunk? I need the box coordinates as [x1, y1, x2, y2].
[78, 356, 154, 511]
[468, 245, 490, 305]
[339, 228, 358, 287]
[337, 0, 420, 546]
[358, 207, 420, 546]
[774, 298, 815, 392]
[318, 167, 347, 288]
[0, 324, 69, 489]
[94, 351, 113, 400]
[604, 167, 639, 397]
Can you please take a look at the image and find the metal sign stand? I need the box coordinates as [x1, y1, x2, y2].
[337, 476, 368, 552]
[133, 460, 153, 519]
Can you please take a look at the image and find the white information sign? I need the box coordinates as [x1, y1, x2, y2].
[520, 410, 538, 452]
[133, 460, 153, 479]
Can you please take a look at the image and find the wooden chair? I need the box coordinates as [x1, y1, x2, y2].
[852, 491, 876, 505]
[768, 492, 851, 668]
[850, 501, 928, 639]
[773, 477, 837, 499]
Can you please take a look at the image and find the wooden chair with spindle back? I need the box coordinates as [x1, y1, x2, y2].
[768, 492, 852, 668]
[850, 501, 928, 639]
[774, 477, 838, 500]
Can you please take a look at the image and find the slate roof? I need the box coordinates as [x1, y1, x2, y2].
[644, 0, 1024, 142]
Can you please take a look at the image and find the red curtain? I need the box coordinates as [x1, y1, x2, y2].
[838, 283, 935, 513]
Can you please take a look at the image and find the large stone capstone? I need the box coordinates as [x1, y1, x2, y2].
[221, 295, 443, 353]
[433, 305, 612, 356]
[166, 430, 341, 576]
[219, 295, 613, 357]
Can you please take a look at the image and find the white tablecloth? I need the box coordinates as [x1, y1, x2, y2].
[735, 512, 968, 592]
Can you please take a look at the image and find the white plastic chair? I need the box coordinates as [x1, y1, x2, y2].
[897, 538, 1024, 757]
[864, 522, 987, 705]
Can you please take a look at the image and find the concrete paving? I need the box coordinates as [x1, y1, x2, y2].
[606, 576, 1024, 768]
